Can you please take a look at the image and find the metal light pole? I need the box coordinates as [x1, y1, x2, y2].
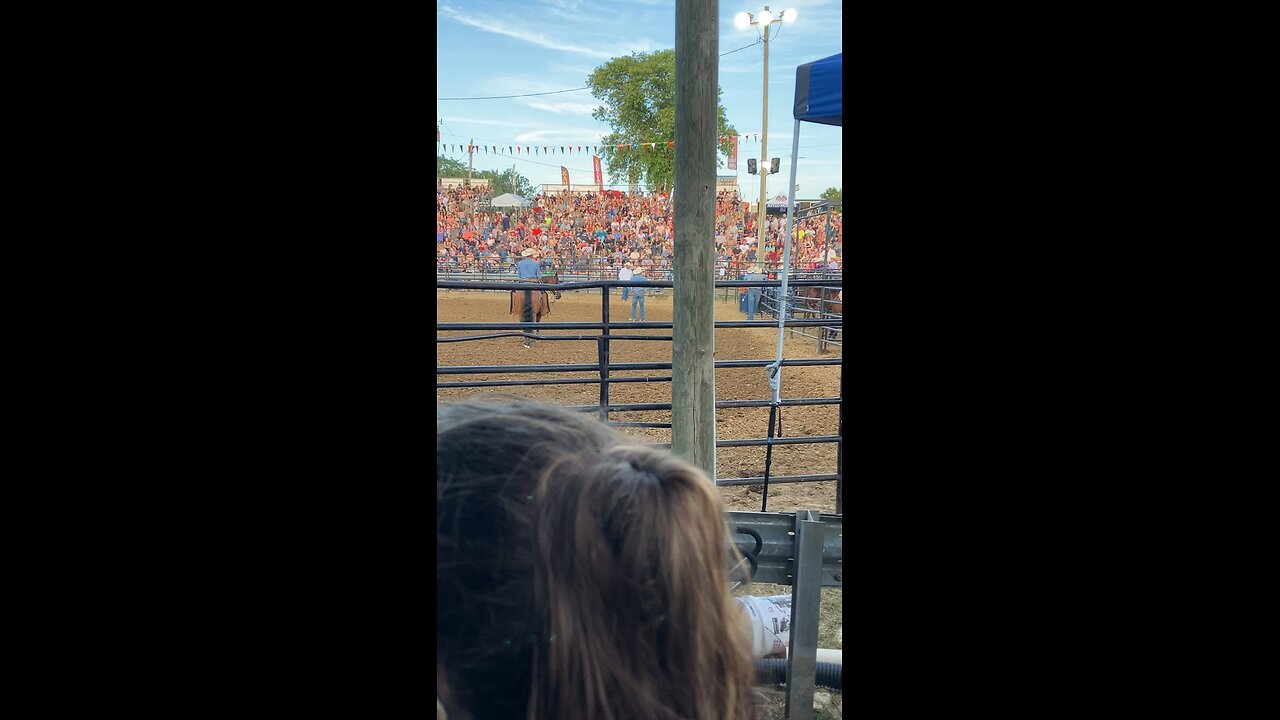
[736, 7, 795, 255]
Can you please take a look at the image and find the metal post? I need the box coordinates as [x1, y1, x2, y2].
[599, 287, 611, 423]
[823, 210, 831, 272]
[785, 509, 824, 720]
[836, 371, 842, 515]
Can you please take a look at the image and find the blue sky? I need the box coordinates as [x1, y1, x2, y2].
[436, 0, 842, 201]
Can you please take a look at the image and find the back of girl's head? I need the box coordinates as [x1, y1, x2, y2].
[437, 396, 754, 720]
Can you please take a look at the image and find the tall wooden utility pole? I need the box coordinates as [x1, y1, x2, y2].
[672, 0, 718, 479]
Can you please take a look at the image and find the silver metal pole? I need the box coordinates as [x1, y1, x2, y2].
[768, 119, 802, 404]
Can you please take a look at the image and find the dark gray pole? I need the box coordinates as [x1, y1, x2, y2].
[824, 209, 831, 269]
[672, 0, 718, 478]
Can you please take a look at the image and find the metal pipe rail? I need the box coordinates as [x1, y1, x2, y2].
[435, 358, 839, 375]
[438, 319, 836, 330]
[647, 435, 839, 450]
[438, 276, 843, 512]
[438, 278, 842, 290]
[727, 510, 841, 588]
[718, 473, 840, 487]
[560, 397, 843, 412]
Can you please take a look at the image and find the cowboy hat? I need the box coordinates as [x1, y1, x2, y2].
[748, 264, 762, 274]
[521, 248, 538, 257]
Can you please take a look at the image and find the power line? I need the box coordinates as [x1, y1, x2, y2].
[720, 39, 763, 56]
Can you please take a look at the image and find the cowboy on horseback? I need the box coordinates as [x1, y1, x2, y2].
[516, 247, 541, 280]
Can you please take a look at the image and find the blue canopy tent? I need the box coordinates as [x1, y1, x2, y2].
[768, 52, 842, 404]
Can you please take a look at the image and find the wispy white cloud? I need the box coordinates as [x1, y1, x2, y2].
[440, 5, 662, 59]
[442, 116, 535, 129]
[514, 128, 609, 143]
[538, 0, 592, 23]
[521, 98, 602, 115]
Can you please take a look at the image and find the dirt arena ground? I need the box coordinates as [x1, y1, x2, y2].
[437, 287, 842, 515]
[438, 289, 844, 716]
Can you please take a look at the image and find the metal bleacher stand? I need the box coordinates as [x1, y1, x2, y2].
[728, 509, 842, 719]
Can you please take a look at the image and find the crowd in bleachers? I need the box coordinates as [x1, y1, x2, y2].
[436, 184, 841, 279]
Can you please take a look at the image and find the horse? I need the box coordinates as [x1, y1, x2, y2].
[795, 285, 842, 353]
[510, 272, 562, 348]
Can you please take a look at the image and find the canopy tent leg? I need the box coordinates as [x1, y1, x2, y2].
[766, 119, 804, 405]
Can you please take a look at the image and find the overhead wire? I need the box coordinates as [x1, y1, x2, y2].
[437, 32, 834, 183]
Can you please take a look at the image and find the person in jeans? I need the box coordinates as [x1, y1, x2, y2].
[618, 260, 633, 300]
[743, 264, 765, 321]
[629, 267, 647, 321]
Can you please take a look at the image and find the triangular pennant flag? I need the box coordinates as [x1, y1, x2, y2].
[535, 148, 539, 155]
[509, 146, 513, 154]
[561, 147, 565, 154]
[517, 147, 521, 153]
[526, 147, 530, 154]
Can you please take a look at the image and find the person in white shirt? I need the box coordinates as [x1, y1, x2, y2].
[618, 261, 634, 300]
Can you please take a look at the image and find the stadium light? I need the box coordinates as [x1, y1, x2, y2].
[737, 6, 796, 253]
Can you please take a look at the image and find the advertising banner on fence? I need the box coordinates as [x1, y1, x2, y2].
[728, 134, 738, 170]
[560, 166, 570, 189]
[593, 155, 603, 187]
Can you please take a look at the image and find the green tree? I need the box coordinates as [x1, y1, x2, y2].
[476, 168, 536, 198]
[588, 49, 737, 193]
[438, 156, 468, 178]
[819, 187, 842, 210]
